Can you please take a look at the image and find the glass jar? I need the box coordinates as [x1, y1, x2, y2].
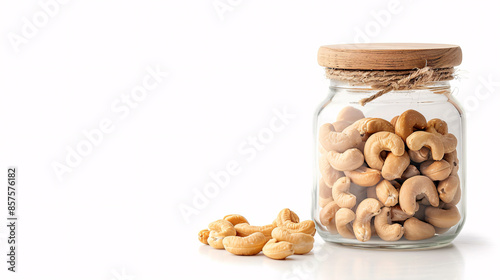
[312, 43, 465, 249]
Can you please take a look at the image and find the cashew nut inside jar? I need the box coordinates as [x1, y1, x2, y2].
[313, 43, 465, 249]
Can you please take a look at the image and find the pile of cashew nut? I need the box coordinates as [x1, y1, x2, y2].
[318, 107, 461, 242]
[198, 209, 315, 260]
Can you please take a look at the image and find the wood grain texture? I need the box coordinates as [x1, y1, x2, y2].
[318, 43, 462, 70]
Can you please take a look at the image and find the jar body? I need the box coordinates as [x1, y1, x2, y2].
[312, 80, 465, 249]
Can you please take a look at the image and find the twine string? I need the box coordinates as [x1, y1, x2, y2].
[324, 67, 455, 106]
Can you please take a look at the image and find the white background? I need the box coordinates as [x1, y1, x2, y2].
[0, 0, 499, 279]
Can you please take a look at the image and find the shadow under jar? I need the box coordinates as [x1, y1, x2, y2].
[312, 43, 465, 249]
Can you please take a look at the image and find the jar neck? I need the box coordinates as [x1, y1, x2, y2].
[328, 79, 451, 91]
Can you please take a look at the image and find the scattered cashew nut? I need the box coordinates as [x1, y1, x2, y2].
[276, 209, 316, 235]
[234, 223, 275, 241]
[223, 232, 268, 256]
[198, 229, 210, 245]
[224, 214, 249, 226]
[262, 239, 294, 260]
[271, 227, 314, 255]
[207, 219, 237, 249]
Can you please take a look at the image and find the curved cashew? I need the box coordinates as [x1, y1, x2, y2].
[375, 180, 399, 207]
[381, 151, 410, 180]
[234, 223, 275, 240]
[403, 217, 435, 240]
[335, 208, 356, 239]
[394, 109, 427, 141]
[271, 227, 314, 255]
[349, 118, 395, 141]
[207, 219, 237, 249]
[326, 148, 364, 171]
[408, 147, 431, 163]
[364, 131, 405, 170]
[223, 232, 268, 256]
[420, 160, 452, 181]
[437, 175, 460, 203]
[319, 123, 362, 152]
[353, 198, 383, 242]
[425, 204, 461, 228]
[336, 106, 365, 122]
[223, 214, 249, 226]
[444, 150, 459, 176]
[276, 209, 315, 235]
[198, 229, 210, 245]
[406, 131, 445, 160]
[426, 119, 457, 153]
[319, 201, 340, 224]
[262, 239, 294, 260]
[401, 165, 421, 180]
[344, 166, 381, 187]
[374, 207, 404, 241]
[332, 177, 356, 208]
[390, 204, 417, 222]
[426, 118, 448, 135]
[319, 155, 344, 187]
[399, 176, 439, 215]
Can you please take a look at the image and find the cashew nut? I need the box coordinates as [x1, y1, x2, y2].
[437, 175, 460, 203]
[319, 178, 334, 207]
[198, 229, 210, 245]
[271, 227, 314, 255]
[374, 207, 404, 241]
[400, 165, 420, 181]
[381, 151, 410, 180]
[394, 109, 427, 142]
[426, 119, 457, 153]
[399, 176, 439, 215]
[375, 180, 399, 207]
[406, 131, 445, 160]
[319, 201, 340, 227]
[349, 118, 395, 141]
[319, 123, 362, 152]
[336, 106, 365, 122]
[408, 147, 431, 163]
[207, 219, 237, 249]
[426, 118, 448, 135]
[344, 166, 382, 187]
[390, 204, 417, 222]
[403, 217, 435, 241]
[335, 208, 356, 239]
[332, 177, 356, 208]
[319, 155, 344, 187]
[353, 198, 383, 242]
[224, 214, 249, 226]
[420, 160, 452, 181]
[276, 209, 315, 235]
[223, 232, 268, 256]
[262, 239, 294, 260]
[326, 148, 365, 171]
[444, 150, 459, 176]
[425, 204, 461, 228]
[234, 223, 275, 241]
[364, 131, 405, 170]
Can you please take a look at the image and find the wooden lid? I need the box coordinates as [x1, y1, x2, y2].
[318, 43, 462, 70]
